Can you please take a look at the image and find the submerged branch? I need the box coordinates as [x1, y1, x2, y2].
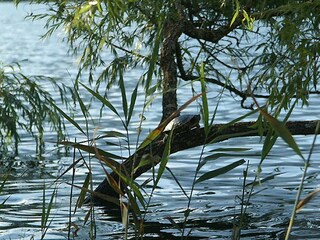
[86, 120, 318, 207]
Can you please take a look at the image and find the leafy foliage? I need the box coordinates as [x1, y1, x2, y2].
[0, 63, 67, 154]
[26, 0, 320, 111]
[9, 0, 320, 238]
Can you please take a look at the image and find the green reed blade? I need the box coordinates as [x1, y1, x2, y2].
[59, 141, 122, 160]
[49, 100, 85, 135]
[119, 76, 128, 121]
[76, 172, 92, 209]
[80, 83, 123, 123]
[260, 108, 304, 160]
[196, 159, 245, 184]
[127, 84, 138, 126]
[155, 129, 173, 186]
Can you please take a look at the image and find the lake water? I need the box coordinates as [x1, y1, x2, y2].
[1, 2, 320, 239]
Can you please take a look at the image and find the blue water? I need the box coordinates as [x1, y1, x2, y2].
[1, 2, 320, 239]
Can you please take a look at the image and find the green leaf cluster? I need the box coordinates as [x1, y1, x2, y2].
[0, 63, 68, 155]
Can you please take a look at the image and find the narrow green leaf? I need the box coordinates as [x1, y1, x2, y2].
[211, 130, 258, 144]
[66, 183, 120, 206]
[145, 14, 164, 91]
[230, 0, 240, 27]
[96, 0, 102, 13]
[55, 157, 83, 183]
[199, 152, 259, 170]
[260, 97, 297, 162]
[41, 186, 56, 235]
[98, 36, 106, 50]
[260, 109, 304, 160]
[83, 206, 93, 225]
[0, 174, 9, 193]
[46, 189, 56, 223]
[124, 186, 142, 215]
[76, 172, 92, 209]
[200, 63, 209, 133]
[210, 108, 259, 144]
[80, 83, 122, 120]
[137, 128, 163, 150]
[196, 159, 245, 184]
[134, 154, 160, 174]
[59, 141, 122, 160]
[119, 177, 145, 209]
[261, 129, 278, 161]
[119, 76, 128, 121]
[49, 100, 85, 135]
[78, 4, 92, 14]
[127, 84, 138, 125]
[0, 196, 10, 207]
[166, 167, 188, 199]
[155, 129, 173, 186]
[165, 216, 182, 233]
[105, 171, 124, 195]
[74, 81, 90, 119]
[99, 131, 127, 139]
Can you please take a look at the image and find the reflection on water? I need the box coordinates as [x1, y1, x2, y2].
[1, 2, 320, 239]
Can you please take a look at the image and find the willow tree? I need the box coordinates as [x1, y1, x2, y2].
[24, 0, 320, 238]
[25, 0, 319, 230]
[27, 0, 320, 185]
[29, 0, 319, 112]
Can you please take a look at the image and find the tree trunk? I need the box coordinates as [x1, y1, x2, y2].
[160, 19, 183, 122]
[85, 120, 318, 207]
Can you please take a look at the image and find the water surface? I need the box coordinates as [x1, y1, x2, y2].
[1, 2, 320, 239]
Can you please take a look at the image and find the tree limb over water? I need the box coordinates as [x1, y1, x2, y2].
[87, 120, 318, 207]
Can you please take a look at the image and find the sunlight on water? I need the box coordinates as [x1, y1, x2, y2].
[1, 2, 320, 239]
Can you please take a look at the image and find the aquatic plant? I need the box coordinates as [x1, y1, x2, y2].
[8, 0, 320, 238]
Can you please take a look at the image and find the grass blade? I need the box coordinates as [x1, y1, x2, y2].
[145, 14, 164, 91]
[155, 129, 173, 186]
[296, 188, 320, 213]
[198, 152, 258, 170]
[200, 63, 209, 133]
[59, 141, 122, 160]
[209, 108, 259, 144]
[119, 177, 145, 209]
[119, 76, 128, 121]
[196, 159, 245, 184]
[127, 84, 138, 125]
[66, 183, 120, 206]
[41, 186, 56, 240]
[260, 109, 304, 160]
[74, 81, 90, 126]
[249, 87, 304, 160]
[49, 100, 85, 135]
[80, 82, 123, 121]
[76, 172, 92, 209]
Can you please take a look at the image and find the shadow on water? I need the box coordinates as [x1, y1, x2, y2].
[98, 203, 289, 239]
[101, 208, 233, 239]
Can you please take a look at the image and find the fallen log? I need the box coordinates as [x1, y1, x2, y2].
[85, 120, 318, 207]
